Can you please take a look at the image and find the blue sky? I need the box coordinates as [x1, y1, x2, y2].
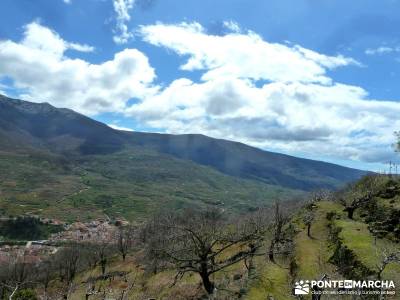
[1, 0, 400, 171]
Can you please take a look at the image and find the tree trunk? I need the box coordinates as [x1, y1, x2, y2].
[122, 253, 126, 261]
[307, 224, 311, 237]
[200, 272, 214, 295]
[345, 207, 355, 219]
[268, 241, 275, 263]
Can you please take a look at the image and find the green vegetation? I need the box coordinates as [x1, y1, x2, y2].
[0, 216, 62, 241]
[0, 95, 366, 221]
[12, 289, 38, 300]
[0, 147, 303, 222]
[246, 262, 291, 300]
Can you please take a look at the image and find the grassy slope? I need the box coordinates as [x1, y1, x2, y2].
[333, 219, 400, 282]
[0, 147, 302, 222]
[246, 196, 400, 300]
[293, 201, 340, 279]
[34, 177, 400, 299]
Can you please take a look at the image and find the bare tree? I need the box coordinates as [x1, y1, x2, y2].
[81, 243, 99, 269]
[54, 243, 82, 299]
[0, 251, 37, 300]
[303, 211, 315, 238]
[37, 257, 55, 299]
[92, 238, 114, 275]
[310, 189, 332, 203]
[142, 208, 267, 295]
[268, 201, 289, 263]
[116, 225, 135, 261]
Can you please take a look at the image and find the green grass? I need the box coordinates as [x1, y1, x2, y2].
[333, 219, 400, 277]
[246, 262, 292, 300]
[293, 201, 342, 280]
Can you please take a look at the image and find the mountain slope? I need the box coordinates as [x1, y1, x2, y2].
[128, 132, 366, 190]
[0, 94, 368, 220]
[0, 95, 366, 190]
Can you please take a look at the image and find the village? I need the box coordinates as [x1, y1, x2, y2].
[0, 217, 129, 266]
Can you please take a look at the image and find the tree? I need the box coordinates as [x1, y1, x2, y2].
[54, 243, 82, 299]
[95, 241, 112, 275]
[340, 191, 373, 219]
[142, 208, 267, 295]
[338, 175, 381, 219]
[268, 201, 289, 262]
[37, 257, 55, 299]
[0, 251, 37, 300]
[303, 211, 315, 238]
[116, 225, 135, 261]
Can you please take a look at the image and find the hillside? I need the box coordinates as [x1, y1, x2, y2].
[0, 94, 367, 220]
[14, 174, 398, 300]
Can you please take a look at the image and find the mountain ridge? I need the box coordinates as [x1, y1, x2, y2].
[0, 94, 367, 191]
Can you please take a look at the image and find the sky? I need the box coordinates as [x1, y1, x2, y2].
[0, 0, 400, 171]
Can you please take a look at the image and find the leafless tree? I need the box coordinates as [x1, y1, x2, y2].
[303, 211, 315, 238]
[116, 225, 135, 261]
[81, 243, 99, 269]
[92, 238, 114, 275]
[142, 208, 267, 295]
[54, 243, 83, 299]
[0, 251, 37, 300]
[268, 201, 289, 263]
[37, 256, 56, 299]
[310, 189, 332, 203]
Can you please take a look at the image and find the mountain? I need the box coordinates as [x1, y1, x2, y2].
[0, 95, 367, 220]
[128, 132, 366, 190]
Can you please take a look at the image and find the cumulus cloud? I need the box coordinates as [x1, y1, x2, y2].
[0, 22, 156, 115]
[112, 0, 135, 44]
[139, 22, 359, 84]
[128, 22, 400, 163]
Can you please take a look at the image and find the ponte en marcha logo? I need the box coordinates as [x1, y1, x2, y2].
[294, 279, 396, 296]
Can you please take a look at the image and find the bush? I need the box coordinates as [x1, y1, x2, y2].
[13, 289, 37, 300]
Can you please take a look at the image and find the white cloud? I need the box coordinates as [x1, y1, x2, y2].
[222, 20, 241, 33]
[113, 0, 135, 44]
[108, 123, 134, 131]
[365, 46, 400, 55]
[139, 22, 359, 84]
[128, 22, 400, 164]
[68, 42, 95, 53]
[0, 22, 157, 115]
[19, 22, 94, 57]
